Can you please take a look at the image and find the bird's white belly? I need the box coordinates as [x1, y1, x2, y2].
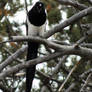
[27, 18, 46, 36]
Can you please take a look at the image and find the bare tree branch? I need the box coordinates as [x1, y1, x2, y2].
[85, 0, 92, 5]
[40, 56, 68, 92]
[44, 7, 92, 38]
[3, 47, 23, 63]
[0, 46, 27, 72]
[58, 60, 81, 92]
[41, 86, 48, 92]
[0, 35, 92, 79]
[51, 55, 68, 76]
[36, 70, 62, 84]
[0, 52, 62, 80]
[74, 36, 87, 47]
[57, 0, 87, 10]
[80, 68, 92, 78]
[11, 36, 92, 59]
[0, 82, 10, 92]
[24, 0, 28, 14]
[65, 82, 76, 92]
[80, 73, 92, 92]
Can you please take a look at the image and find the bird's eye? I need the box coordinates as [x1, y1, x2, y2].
[39, 4, 42, 7]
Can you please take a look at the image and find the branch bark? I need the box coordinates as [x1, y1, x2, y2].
[0, 46, 27, 72]
[58, 61, 81, 92]
[44, 7, 92, 38]
[0, 52, 62, 80]
[57, 0, 87, 10]
[0, 82, 10, 92]
[12, 36, 92, 59]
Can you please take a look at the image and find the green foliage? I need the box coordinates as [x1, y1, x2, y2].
[68, 25, 81, 42]
[67, 7, 75, 18]
[87, 14, 92, 23]
[48, 8, 61, 25]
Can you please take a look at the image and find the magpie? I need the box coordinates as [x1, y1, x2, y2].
[26, 1, 46, 92]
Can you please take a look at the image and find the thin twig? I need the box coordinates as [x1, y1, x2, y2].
[57, 0, 87, 10]
[3, 47, 23, 63]
[74, 36, 87, 47]
[85, 0, 92, 5]
[0, 82, 10, 92]
[58, 60, 81, 92]
[0, 40, 11, 45]
[51, 55, 68, 76]
[65, 82, 76, 92]
[80, 73, 92, 92]
[24, 0, 28, 14]
[80, 68, 92, 78]
[40, 56, 68, 92]
[36, 70, 62, 84]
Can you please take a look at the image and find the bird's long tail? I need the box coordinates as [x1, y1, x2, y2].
[26, 42, 39, 92]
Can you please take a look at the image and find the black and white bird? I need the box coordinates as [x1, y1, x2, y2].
[26, 1, 46, 92]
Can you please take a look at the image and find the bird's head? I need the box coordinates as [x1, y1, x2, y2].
[33, 1, 45, 14]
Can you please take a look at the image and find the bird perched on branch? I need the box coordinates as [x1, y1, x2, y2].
[26, 1, 46, 92]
